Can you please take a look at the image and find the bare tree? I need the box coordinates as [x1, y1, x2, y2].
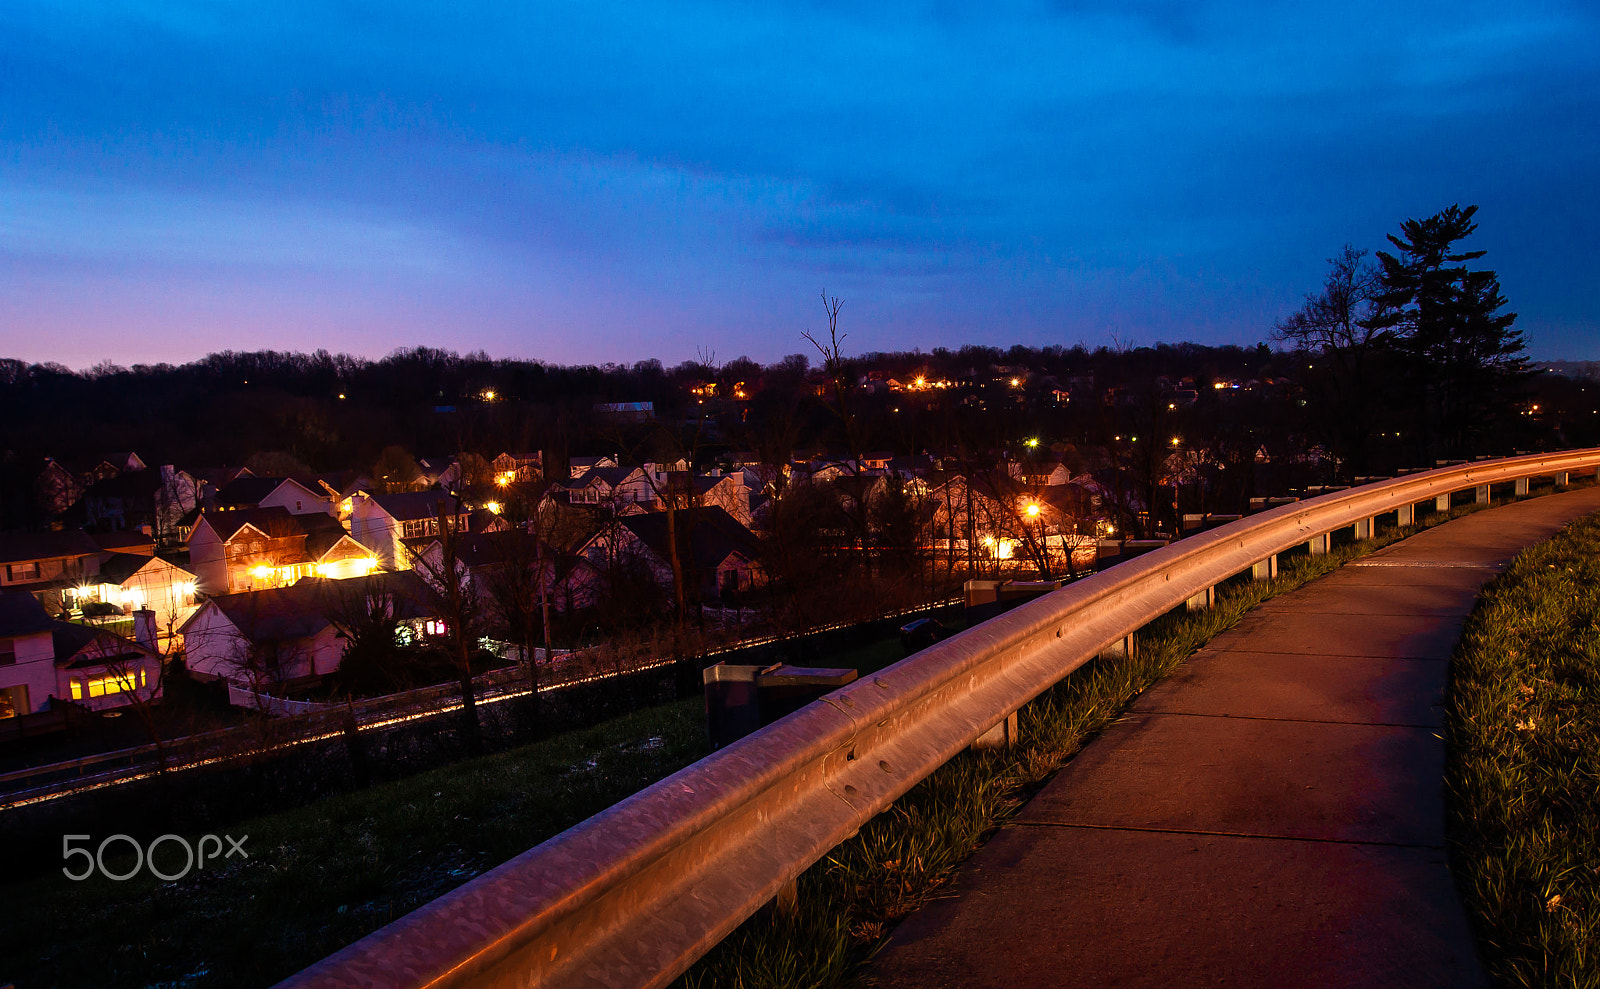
[406, 501, 486, 754]
[1273, 245, 1394, 478]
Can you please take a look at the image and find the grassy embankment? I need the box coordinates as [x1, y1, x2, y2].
[0, 480, 1570, 988]
[1448, 509, 1600, 987]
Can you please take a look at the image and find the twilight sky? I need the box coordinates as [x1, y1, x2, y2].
[2, 1, 1597, 369]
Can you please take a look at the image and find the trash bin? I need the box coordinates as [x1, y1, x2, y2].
[703, 662, 859, 749]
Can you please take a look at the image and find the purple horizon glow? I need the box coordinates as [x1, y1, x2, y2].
[3, 1, 1598, 370]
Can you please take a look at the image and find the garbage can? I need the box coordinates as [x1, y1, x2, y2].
[703, 662, 859, 749]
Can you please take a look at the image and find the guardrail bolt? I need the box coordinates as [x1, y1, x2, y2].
[972, 710, 1020, 751]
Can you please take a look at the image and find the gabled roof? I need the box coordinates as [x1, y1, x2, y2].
[0, 529, 103, 565]
[91, 530, 157, 555]
[92, 552, 186, 586]
[441, 529, 555, 568]
[83, 468, 164, 501]
[617, 506, 761, 572]
[582, 466, 645, 487]
[188, 466, 252, 487]
[363, 491, 473, 523]
[52, 622, 154, 667]
[189, 572, 434, 641]
[214, 476, 321, 508]
[193, 506, 346, 543]
[0, 590, 58, 637]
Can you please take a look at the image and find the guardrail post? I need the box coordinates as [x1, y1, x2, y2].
[1306, 533, 1329, 556]
[1556, 471, 1571, 487]
[1435, 493, 1451, 513]
[772, 879, 799, 917]
[1099, 634, 1136, 660]
[1185, 586, 1215, 611]
[1397, 503, 1415, 526]
[1251, 555, 1278, 580]
[1515, 477, 1530, 496]
[1353, 517, 1374, 540]
[972, 710, 1020, 750]
[1475, 483, 1491, 505]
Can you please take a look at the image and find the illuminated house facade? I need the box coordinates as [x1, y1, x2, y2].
[188, 507, 376, 595]
[348, 491, 499, 570]
[62, 554, 200, 644]
[0, 590, 161, 717]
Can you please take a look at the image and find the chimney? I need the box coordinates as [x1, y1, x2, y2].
[133, 608, 158, 651]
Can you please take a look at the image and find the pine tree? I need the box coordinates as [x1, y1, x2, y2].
[1373, 204, 1527, 460]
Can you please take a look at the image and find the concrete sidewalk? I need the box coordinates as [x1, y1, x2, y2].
[870, 487, 1600, 989]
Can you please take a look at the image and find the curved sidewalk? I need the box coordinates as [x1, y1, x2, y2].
[871, 486, 1600, 989]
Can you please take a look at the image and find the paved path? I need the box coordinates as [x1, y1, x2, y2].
[871, 487, 1600, 989]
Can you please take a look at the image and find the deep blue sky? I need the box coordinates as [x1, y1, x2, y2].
[3, 1, 1597, 369]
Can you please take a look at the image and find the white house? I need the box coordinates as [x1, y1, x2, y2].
[179, 574, 438, 692]
[53, 619, 163, 712]
[64, 554, 199, 646]
[0, 591, 62, 717]
[180, 583, 344, 690]
[0, 591, 161, 717]
[211, 476, 332, 516]
[348, 491, 497, 570]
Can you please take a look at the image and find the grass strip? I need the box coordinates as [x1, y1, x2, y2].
[678, 495, 1543, 989]
[1447, 510, 1600, 988]
[0, 698, 711, 989]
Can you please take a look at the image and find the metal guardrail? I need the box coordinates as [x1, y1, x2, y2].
[278, 451, 1600, 989]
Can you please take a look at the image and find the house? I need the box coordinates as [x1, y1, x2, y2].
[80, 465, 205, 544]
[188, 507, 375, 595]
[63, 553, 199, 646]
[54, 618, 163, 712]
[594, 401, 654, 423]
[0, 529, 104, 613]
[562, 467, 659, 509]
[491, 452, 543, 486]
[416, 457, 460, 490]
[33, 458, 86, 517]
[208, 476, 331, 516]
[179, 573, 434, 691]
[671, 472, 752, 527]
[0, 591, 161, 717]
[411, 527, 601, 616]
[0, 590, 62, 717]
[568, 455, 618, 479]
[584, 506, 764, 602]
[348, 491, 504, 570]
